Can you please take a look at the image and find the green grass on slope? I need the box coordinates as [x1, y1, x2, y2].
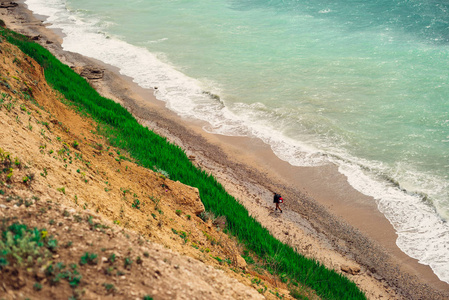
[1, 27, 366, 300]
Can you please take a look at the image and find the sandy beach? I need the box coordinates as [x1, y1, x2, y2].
[2, 1, 448, 298]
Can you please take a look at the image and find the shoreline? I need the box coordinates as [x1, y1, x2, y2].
[3, 1, 448, 298]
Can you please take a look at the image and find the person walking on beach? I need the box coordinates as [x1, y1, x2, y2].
[273, 192, 283, 213]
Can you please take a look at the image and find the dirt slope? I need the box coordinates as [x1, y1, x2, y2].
[0, 38, 309, 299]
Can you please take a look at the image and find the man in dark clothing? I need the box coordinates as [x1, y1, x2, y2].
[273, 193, 283, 213]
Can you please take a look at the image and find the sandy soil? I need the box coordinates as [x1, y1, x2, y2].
[2, 1, 448, 299]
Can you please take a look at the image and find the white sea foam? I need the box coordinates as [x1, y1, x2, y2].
[337, 160, 449, 282]
[24, 0, 449, 283]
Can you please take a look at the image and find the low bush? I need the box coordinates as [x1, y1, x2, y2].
[0, 222, 53, 269]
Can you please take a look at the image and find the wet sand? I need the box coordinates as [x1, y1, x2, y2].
[2, 1, 448, 298]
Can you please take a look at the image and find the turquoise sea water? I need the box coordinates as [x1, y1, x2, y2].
[25, 0, 449, 282]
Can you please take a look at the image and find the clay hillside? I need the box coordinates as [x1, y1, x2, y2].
[0, 28, 324, 299]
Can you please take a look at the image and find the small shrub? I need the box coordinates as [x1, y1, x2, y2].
[0, 223, 53, 269]
[124, 257, 133, 270]
[198, 211, 215, 223]
[33, 282, 42, 291]
[120, 188, 130, 196]
[212, 255, 224, 264]
[155, 167, 169, 179]
[258, 286, 268, 294]
[47, 238, 58, 252]
[175, 209, 182, 216]
[69, 274, 82, 288]
[40, 168, 47, 177]
[280, 273, 288, 283]
[108, 253, 116, 264]
[104, 266, 115, 275]
[213, 215, 227, 230]
[103, 283, 116, 294]
[79, 252, 98, 266]
[6, 169, 13, 182]
[132, 199, 140, 209]
[0, 148, 11, 163]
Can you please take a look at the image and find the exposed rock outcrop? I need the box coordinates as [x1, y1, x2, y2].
[341, 265, 361, 275]
[77, 65, 105, 80]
